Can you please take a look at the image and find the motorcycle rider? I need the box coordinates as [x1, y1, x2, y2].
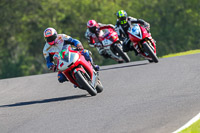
[43, 27, 99, 84]
[85, 20, 116, 59]
[115, 10, 151, 55]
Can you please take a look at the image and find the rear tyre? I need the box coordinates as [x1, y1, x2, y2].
[75, 71, 97, 96]
[143, 42, 158, 63]
[96, 79, 103, 93]
[115, 44, 130, 62]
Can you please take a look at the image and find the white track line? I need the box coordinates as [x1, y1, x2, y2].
[173, 112, 200, 133]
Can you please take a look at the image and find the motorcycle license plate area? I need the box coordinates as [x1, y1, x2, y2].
[102, 39, 113, 47]
[128, 24, 142, 39]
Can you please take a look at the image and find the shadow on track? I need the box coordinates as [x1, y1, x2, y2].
[0, 94, 88, 108]
[100, 62, 149, 71]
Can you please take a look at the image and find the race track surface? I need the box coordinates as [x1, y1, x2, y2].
[0, 54, 200, 133]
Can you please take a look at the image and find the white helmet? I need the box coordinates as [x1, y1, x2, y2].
[44, 27, 57, 45]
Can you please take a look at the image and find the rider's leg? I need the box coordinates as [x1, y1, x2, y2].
[123, 39, 138, 56]
[122, 38, 130, 52]
[81, 49, 100, 71]
[127, 40, 138, 56]
[58, 71, 68, 83]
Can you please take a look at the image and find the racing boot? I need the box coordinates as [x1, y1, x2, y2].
[92, 64, 100, 71]
[58, 71, 68, 83]
[74, 84, 78, 88]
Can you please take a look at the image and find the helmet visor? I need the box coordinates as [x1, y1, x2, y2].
[46, 34, 57, 42]
[45, 34, 57, 45]
[119, 17, 127, 24]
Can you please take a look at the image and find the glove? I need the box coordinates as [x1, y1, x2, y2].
[144, 23, 150, 30]
[76, 43, 84, 50]
[49, 64, 57, 72]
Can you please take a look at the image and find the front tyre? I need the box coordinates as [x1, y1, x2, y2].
[75, 71, 97, 96]
[115, 44, 130, 62]
[143, 42, 159, 63]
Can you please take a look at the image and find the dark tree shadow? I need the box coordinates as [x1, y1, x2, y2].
[0, 94, 88, 108]
[100, 62, 149, 71]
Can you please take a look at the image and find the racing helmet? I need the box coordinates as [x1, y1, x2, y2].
[44, 27, 57, 45]
[87, 20, 99, 33]
[116, 10, 128, 24]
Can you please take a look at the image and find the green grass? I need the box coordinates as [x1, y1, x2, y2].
[177, 118, 200, 133]
[161, 49, 200, 58]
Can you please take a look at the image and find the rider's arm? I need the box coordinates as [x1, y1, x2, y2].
[99, 23, 115, 30]
[43, 44, 54, 69]
[85, 30, 96, 48]
[115, 22, 124, 41]
[63, 34, 83, 50]
[129, 17, 150, 27]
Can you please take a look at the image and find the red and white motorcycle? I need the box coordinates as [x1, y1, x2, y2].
[127, 23, 158, 63]
[96, 28, 130, 63]
[53, 45, 103, 96]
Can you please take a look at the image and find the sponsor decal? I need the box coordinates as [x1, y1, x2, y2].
[46, 46, 52, 51]
[45, 29, 52, 37]
[56, 36, 63, 44]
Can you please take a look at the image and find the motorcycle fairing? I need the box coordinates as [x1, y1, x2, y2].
[128, 24, 142, 40]
[57, 46, 79, 71]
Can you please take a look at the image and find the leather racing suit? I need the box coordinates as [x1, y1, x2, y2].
[115, 16, 150, 53]
[43, 34, 92, 83]
[85, 23, 115, 58]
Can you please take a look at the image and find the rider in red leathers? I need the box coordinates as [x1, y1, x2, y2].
[85, 20, 117, 59]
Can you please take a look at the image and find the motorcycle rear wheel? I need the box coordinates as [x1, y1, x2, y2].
[143, 42, 158, 63]
[75, 71, 97, 96]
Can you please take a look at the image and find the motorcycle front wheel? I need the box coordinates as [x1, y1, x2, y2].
[75, 71, 97, 96]
[115, 44, 130, 62]
[143, 42, 158, 63]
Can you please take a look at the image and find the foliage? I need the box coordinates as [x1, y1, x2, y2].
[0, 0, 199, 79]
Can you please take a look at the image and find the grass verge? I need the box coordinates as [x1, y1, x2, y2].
[161, 49, 200, 58]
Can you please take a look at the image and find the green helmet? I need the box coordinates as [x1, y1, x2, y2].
[116, 10, 128, 24]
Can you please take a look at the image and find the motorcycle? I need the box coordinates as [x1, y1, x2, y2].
[127, 23, 158, 63]
[53, 45, 103, 96]
[96, 28, 130, 63]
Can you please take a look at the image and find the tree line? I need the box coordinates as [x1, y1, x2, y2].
[0, 0, 199, 79]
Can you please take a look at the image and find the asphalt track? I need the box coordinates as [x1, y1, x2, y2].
[0, 54, 200, 133]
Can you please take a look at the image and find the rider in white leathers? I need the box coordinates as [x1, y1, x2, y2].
[43, 27, 99, 84]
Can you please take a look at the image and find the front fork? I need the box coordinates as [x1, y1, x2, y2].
[134, 38, 156, 54]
